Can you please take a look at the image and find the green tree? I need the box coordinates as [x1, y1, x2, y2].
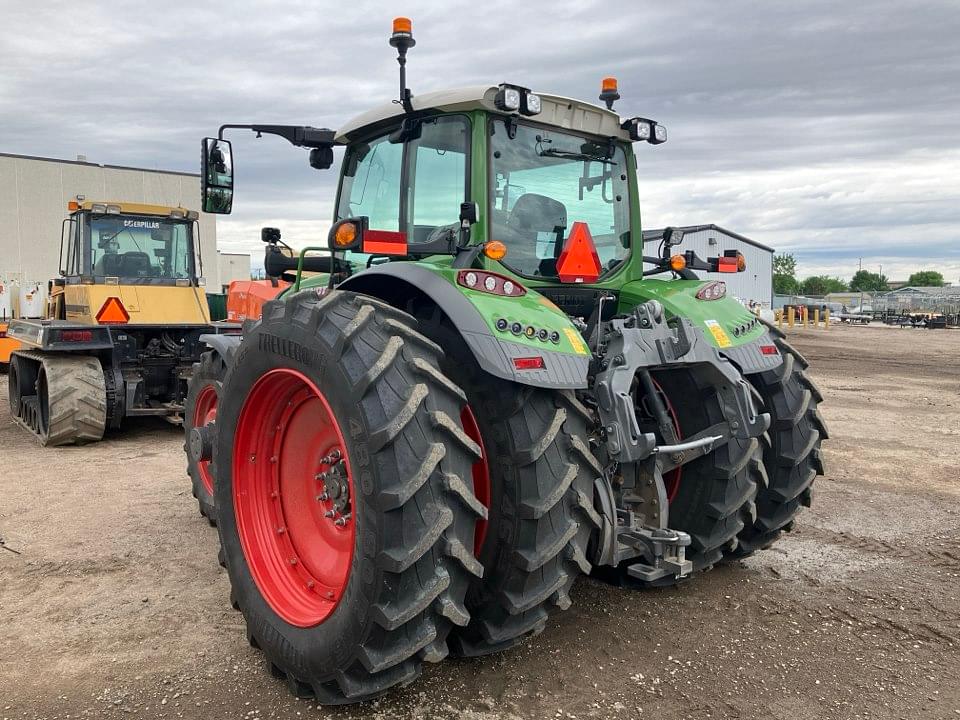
[773, 253, 797, 277]
[906, 270, 945, 287]
[774, 273, 799, 295]
[849, 270, 888, 292]
[801, 275, 849, 296]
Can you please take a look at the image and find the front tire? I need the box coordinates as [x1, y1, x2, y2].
[214, 291, 484, 704]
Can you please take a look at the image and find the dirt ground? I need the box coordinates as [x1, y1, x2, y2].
[1, 324, 958, 720]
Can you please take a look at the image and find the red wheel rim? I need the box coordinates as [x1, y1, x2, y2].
[460, 405, 490, 555]
[192, 385, 218, 495]
[651, 378, 683, 503]
[233, 368, 355, 628]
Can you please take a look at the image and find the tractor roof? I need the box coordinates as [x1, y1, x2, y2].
[335, 85, 632, 143]
[73, 200, 195, 217]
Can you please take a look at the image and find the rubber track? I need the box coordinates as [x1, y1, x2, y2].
[733, 334, 827, 555]
[220, 291, 483, 704]
[12, 350, 106, 446]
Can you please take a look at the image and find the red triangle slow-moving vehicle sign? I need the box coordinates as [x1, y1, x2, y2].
[555, 222, 602, 283]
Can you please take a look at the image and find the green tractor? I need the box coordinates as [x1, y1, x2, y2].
[186, 18, 827, 704]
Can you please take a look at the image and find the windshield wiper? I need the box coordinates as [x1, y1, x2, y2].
[538, 148, 617, 165]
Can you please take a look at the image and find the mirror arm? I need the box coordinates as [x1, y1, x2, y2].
[217, 124, 338, 149]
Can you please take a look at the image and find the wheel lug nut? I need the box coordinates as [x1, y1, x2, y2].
[276, 526, 286, 534]
[289, 558, 297, 565]
[324, 510, 335, 518]
[306, 580, 315, 589]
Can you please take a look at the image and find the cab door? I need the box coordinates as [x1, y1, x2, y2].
[336, 114, 471, 257]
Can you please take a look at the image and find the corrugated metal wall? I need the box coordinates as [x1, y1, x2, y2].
[644, 228, 773, 306]
[0, 154, 218, 288]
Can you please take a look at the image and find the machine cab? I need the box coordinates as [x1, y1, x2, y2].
[55, 200, 209, 324]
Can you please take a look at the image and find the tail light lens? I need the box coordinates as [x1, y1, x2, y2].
[696, 281, 727, 301]
[57, 330, 93, 342]
[457, 270, 526, 297]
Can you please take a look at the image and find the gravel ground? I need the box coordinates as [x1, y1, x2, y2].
[1, 324, 958, 719]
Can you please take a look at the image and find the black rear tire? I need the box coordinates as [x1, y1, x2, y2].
[214, 291, 484, 704]
[415, 311, 600, 657]
[734, 334, 827, 555]
[621, 369, 764, 586]
[184, 350, 225, 525]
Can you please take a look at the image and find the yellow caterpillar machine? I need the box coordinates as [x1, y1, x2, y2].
[6, 199, 238, 445]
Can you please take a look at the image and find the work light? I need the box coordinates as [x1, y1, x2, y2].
[623, 117, 667, 145]
[522, 92, 541, 116]
[496, 86, 521, 111]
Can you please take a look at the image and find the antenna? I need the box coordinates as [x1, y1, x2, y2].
[390, 17, 416, 113]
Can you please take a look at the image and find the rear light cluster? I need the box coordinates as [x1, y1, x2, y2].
[495, 318, 561, 344]
[457, 270, 526, 297]
[57, 330, 93, 342]
[759, 344, 779, 355]
[732, 317, 760, 337]
[512, 356, 546, 370]
[696, 281, 726, 301]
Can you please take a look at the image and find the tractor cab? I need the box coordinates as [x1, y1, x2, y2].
[55, 200, 209, 324]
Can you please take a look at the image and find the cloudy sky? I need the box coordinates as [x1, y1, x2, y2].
[2, 0, 958, 282]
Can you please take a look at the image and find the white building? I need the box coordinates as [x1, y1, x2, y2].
[216, 251, 252, 292]
[643, 224, 774, 307]
[0, 152, 219, 289]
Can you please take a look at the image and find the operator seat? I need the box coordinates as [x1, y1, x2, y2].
[505, 193, 567, 276]
[95, 254, 123, 276]
[119, 252, 153, 277]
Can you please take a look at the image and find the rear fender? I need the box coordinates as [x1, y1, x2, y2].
[339, 263, 589, 389]
[199, 333, 242, 368]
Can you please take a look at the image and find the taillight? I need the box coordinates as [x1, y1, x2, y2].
[716, 256, 739, 273]
[759, 344, 779, 355]
[696, 281, 727, 301]
[58, 330, 93, 342]
[457, 270, 526, 297]
[513, 356, 546, 370]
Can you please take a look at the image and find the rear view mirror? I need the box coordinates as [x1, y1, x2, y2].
[201, 137, 234, 214]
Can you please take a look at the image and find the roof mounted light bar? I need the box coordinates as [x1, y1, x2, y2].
[495, 83, 541, 116]
[622, 117, 667, 145]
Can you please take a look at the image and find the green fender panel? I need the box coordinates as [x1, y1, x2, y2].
[338, 262, 591, 389]
[618, 278, 765, 350]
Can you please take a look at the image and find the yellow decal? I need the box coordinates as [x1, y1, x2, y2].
[563, 327, 589, 355]
[704, 319, 732, 348]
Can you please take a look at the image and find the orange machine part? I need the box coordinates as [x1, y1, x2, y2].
[226, 279, 290, 322]
[0, 322, 21, 364]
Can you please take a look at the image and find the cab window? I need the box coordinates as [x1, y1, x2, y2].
[337, 114, 470, 257]
[407, 116, 469, 243]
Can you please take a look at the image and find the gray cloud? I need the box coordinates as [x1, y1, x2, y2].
[2, 0, 958, 281]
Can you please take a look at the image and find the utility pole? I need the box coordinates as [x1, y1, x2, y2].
[859, 257, 863, 312]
